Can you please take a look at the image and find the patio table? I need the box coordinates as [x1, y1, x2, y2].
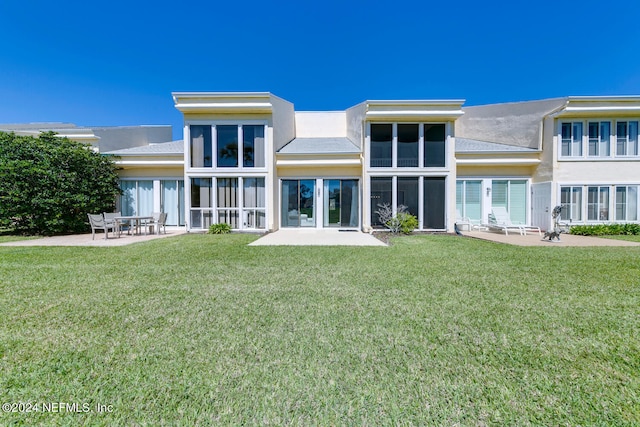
[114, 216, 153, 236]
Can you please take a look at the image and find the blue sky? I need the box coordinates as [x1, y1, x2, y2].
[2, 0, 640, 140]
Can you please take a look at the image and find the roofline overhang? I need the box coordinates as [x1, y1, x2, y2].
[455, 158, 541, 166]
[277, 158, 362, 167]
[172, 92, 283, 115]
[364, 99, 465, 121]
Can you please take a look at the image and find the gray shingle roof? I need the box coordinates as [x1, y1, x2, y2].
[102, 140, 184, 155]
[456, 138, 538, 153]
[278, 137, 360, 154]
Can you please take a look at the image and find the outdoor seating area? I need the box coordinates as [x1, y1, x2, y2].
[87, 212, 169, 240]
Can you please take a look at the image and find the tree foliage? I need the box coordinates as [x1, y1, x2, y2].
[0, 131, 121, 235]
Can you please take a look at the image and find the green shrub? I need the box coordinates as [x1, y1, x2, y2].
[398, 212, 418, 234]
[570, 223, 640, 236]
[0, 131, 121, 235]
[208, 223, 232, 234]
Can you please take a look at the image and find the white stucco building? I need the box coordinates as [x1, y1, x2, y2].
[4, 94, 639, 233]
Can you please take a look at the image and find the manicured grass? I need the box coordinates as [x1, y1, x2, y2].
[1, 234, 638, 425]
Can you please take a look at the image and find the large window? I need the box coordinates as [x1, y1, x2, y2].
[120, 180, 153, 217]
[243, 178, 266, 229]
[397, 124, 419, 167]
[561, 122, 583, 157]
[190, 124, 265, 168]
[588, 121, 610, 157]
[615, 186, 638, 221]
[217, 178, 239, 227]
[161, 180, 185, 226]
[560, 119, 640, 158]
[424, 177, 446, 229]
[369, 122, 447, 168]
[587, 186, 610, 221]
[190, 178, 213, 228]
[424, 124, 446, 167]
[370, 177, 393, 226]
[370, 124, 392, 167]
[370, 176, 446, 229]
[492, 180, 527, 225]
[616, 121, 638, 156]
[456, 180, 482, 223]
[190, 125, 212, 167]
[560, 186, 582, 222]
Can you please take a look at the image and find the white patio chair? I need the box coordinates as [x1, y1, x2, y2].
[455, 209, 473, 231]
[87, 213, 116, 240]
[103, 211, 122, 237]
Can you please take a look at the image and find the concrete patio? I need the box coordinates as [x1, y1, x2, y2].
[0, 227, 188, 247]
[249, 228, 387, 246]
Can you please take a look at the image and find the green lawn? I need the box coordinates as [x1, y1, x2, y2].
[1, 234, 638, 425]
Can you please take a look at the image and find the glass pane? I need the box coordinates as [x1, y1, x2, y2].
[397, 177, 419, 217]
[324, 180, 341, 227]
[397, 124, 419, 167]
[341, 180, 359, 228]
[217, 178, 238, 208]
[243, 177, 265, 208]
[629, 186, 638, 221]
[616, 187, 626, 221]
[190, 125, 212, 167]
[630, 122, 638, 156]
[601, 122, 610, 156]
[370, 124, 392, 167]
[424, 177, 446, 229]
[299, 180, 315, 227]
[191, 178, 212, 208]
[561, 123, 571, 156]
[587, 187, 598, 220]
[243, 125, 265, 168]
[217, 125, 238, 167]
[282, 180, 299, 227]
[424, 124, 445, 167]
[465, 181, 482, 222]
[617, 122, 627, 155]
[508, 180, 527, 224]
[370, 177, 392, 226]
[572, 123, 583, 156]
[161, 180, 183, 226]
[599, 187, 609, 220]
[120, 181, 137, 216]
[588, 122, 598, 156]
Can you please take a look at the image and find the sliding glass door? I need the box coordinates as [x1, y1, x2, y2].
[323, 179, 359, 228]
[281, 180, 316, 227]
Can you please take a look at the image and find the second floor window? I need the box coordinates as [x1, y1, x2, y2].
[190, 124, 265, 168]
[560, 120, 639, 158]
[369, 123, 446, 168]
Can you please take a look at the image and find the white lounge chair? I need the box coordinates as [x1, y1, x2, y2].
[488, 207, 541, 236]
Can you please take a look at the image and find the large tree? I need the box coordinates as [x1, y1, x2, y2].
[0, 131, 121, 235]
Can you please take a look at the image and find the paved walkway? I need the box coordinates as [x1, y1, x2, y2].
[249, 229, 387, 246]
[463, 230, 640, 247]
[0, 228, 187, 247]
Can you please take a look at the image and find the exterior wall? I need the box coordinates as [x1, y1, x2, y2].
[294, 112, 346, 138]
[94, 126, 173, 152]
[346, 102, 366, 148]
[457, 98, 566, 149]
[271, 95, 296, 152]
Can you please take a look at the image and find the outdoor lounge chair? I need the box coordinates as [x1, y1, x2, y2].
[87, 213, 116, 240]
[488, 207, 541, 236]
